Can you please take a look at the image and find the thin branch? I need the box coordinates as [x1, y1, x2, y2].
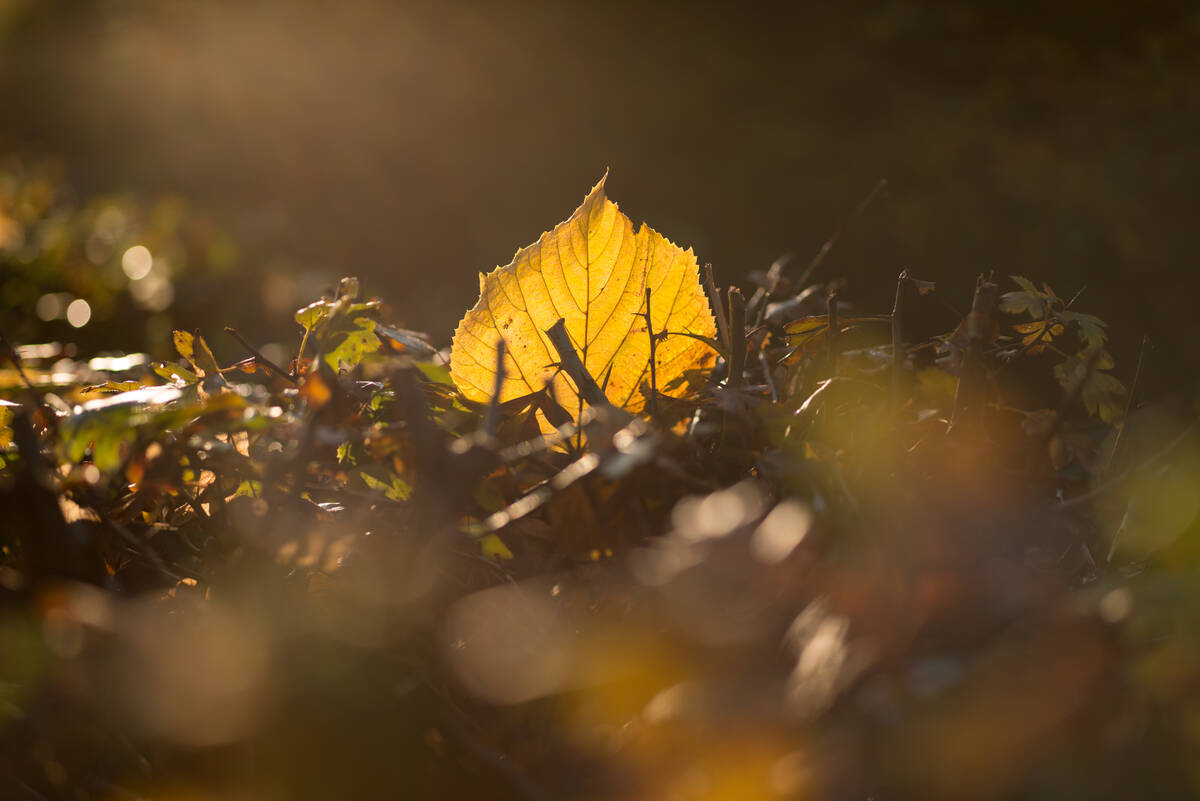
[891, 269, 908, 410]
[657, 331, 726, 359]
[704, 263, 731, 352]
[544, 319, 611, 409]
[643, 288, 659, 421]
[758, 350, 778, 403]
[482, 339, 507, 439]
[1100, 334, 1148, 478]
[224, 327, 299, 385]
[749, 253, 792, 327]
[826, 291, 839, 379]
[726, 287, 746, 389]
[1057, 421, 1197, 512]
[795, 178, 888, 290]
[950, 275, 999, 433]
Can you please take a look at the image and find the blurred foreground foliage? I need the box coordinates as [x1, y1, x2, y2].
[0, 229, 1198, 800]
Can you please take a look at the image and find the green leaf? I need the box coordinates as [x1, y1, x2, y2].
[151, 361, 200, 386]
[415, 361, 454, 386]
[360, 469, 411, 502]
[1000, 276, 1051, 318]
[322, 314, 381, 371]
[82, 380, 143, 397]
[1056, 310, 1108, 349]
[1011, 275, 1043, 296]
[1082, 371, 1126, 424]
[294, 300, 331, 331]
[59, 385, 185, 471]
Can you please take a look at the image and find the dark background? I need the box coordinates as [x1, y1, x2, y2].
[2, 0, 1198, 379]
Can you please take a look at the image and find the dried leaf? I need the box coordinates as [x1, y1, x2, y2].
[173, 330, 197, 370]
[1013, 320, 1065, 353]
[450, 174, 716, 418]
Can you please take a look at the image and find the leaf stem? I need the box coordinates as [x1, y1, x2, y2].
[643, 288, 658, 421]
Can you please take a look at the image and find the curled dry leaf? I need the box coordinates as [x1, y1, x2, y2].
[450, 174, 717, 422]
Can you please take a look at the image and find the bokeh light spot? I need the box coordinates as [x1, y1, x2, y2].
[121, 245, 154, 280]
[65, 298, 92, 328]
[36, 292, 67, 321]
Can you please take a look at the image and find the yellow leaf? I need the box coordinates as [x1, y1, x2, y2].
[479, 533, 514, 561]
[450, 174, 716, 421]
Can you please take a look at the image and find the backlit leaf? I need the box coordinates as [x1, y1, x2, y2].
[1056, 310, 1107, 349]
[173, 330, 196, 368]
[295, 300, 330, 331]
[999, 276, 1051, 318]
[360, 469, 412, 502]
[1013, 320, 1065, 353]
[322, 314, 380, 371]
[449, 174, 716, 418]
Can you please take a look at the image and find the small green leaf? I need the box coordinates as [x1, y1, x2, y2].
[322, 315, 381, 371]
[151, 361, 200, 386]
[1011, 276, 1043, 296]
[295, 300, 331, 331]
[1000, 276, 1051, 318]
[360, 469, 411, 502]
[1082, 371, 1126, 424]
[1056, 310, 1108, 349]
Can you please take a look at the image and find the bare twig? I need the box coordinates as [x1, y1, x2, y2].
[758, 350, 778, 403]
[826, 291, 839, 379]
[892, 270, 908, 410]
[704, 263, 731, 351]
[96, 504, 180, 582]
[1057, 420, 1197, 512]
[643, 288, 659, 421]
[726, 287, 746, 389]
[1100, 334, 1149, 478]
[545, 319, 611, 409]
[0, 332, 38, 395]
[224, 327, 300, 384]
[482, 339, 507, 439]
[796, 178, 888, 290]
[950, 274, 999, 433]
[749, 253, 792, 326]
[0, 331, 50, 421]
